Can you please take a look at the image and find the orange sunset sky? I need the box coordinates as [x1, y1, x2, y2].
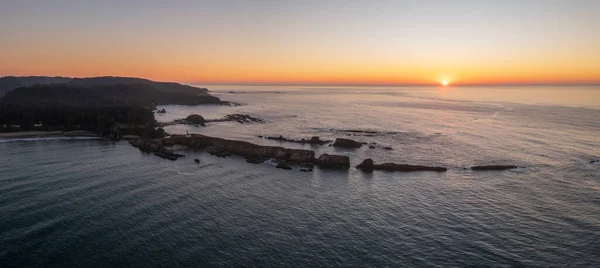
[1, 1, 599, 86]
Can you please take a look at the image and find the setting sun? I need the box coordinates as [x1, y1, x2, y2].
[441, 80, 449, 86]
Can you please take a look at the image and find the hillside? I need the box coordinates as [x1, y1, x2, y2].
[0, 76, 71, 96]
[0, 79, 221, 136]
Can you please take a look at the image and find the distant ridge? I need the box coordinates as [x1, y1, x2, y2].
[0, 76, 71, 96]
[0, 76, 210, 97]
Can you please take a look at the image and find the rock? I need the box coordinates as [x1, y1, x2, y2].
[156, 108, 166, 114]
[246, 157, 265, 164]
[383, 146, 393, 150]
[185, 114, 206, 126]
[314, 154, 350, 168]
[356, 159, 375, 171]
[310, 136, 326, 145]
[207, 114, 264, 124]
[590, 160, 599, 164]
[289, 149, 315, 163]
[129, 139, 185, 160]
[369, 145, 376, 149]
[471, 165, 519, 171]
[194, 159, 200, 164]
[259, 135, 328, 146]
[206, 146, 230, 158]
[333, 138, 362, 148]
[276, 163, 292, 170]
[356, 159, 446, 172]
[300, 168, 313, 172]
[140, 134, 320, 165]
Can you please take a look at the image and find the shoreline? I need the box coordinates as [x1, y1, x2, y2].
[0, 130, 100, 139]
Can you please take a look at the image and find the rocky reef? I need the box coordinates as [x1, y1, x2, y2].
[356, 159, 447, 172]
[332, 138, 363, 148]
[206, 114, 265, 124]
[258, 135, 329, 145]
[132, 134, 350, 168]
[129, 139, 185, 160]
[470, 165, 519, 171]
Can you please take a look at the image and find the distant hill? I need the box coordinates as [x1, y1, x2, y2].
[0, 76, 71, 96]
[1, 83, 219, 107]
[0, 76, 212, 98]
[69, 76, 210, 96]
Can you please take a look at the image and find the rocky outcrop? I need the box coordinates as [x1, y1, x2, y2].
[276, 163, 292, 170]
[206, 146, 231, 158]
[314, 154, 350, 168]
[206, 114, 265, 124]
[310, 136, 327, 145]
[258, 135, 329, 145]
[220, 101, 242, 106]
[164, 134, 317, 165]
[471, 165, 519, 171]
[356, 159, 447, 172]
[356, 159, 375, 171]
[156, 108, 166, 114]
[246, 157, 265, 164]
[333, 138, 363, 148]
[590, 160, 599, 164]
[185, 114, 206, 126]
[130, 139, 185, 160]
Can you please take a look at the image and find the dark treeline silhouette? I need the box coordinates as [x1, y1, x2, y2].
[0, 82, 220, 138]
[0, 76, 71, 96]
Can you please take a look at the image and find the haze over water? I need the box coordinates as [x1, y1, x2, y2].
[2, 86, 598, 267]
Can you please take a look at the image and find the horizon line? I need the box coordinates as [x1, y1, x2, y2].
[2, 75, 599, 87]
[188, 81, 600, 87]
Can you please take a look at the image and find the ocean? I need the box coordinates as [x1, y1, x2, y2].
[1, 86, 599, 267]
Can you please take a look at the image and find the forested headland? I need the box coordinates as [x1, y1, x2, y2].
[0, 76, 220, 138]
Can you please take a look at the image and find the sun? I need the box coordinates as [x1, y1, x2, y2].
[441, 80, 449, 86]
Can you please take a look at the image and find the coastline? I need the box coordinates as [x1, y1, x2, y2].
[0, 130, 100, 139]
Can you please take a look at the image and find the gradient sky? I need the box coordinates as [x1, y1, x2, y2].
[1, 0, 599, 85]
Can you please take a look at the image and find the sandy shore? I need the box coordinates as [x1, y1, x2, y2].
[0, 130, 99, 139]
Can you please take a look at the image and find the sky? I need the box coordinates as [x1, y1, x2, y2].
[1, 0, 599, 86]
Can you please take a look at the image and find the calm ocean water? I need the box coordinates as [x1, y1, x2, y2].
[1, 86, 599, 267]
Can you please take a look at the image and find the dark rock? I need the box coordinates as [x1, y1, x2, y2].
[185, 114, 206, 126]
[259, 135, 328, 146]
[143, 134, 320, 165]
[383, 146, 393, 150]
[246, 157, 265, 164]
[129, 139, 185, 160]
[207, 146, 230, 158]
[289, 149, 315, 163]
[356, 159, 375, 172]
[207, 114, 264, 124]
[333, 138, 362, 148]
[300, 168, 313, 172]
[590, 160, 599, 164]
[356, 159, 446, 172]
[369, 145, 376, 149]
[276, 163, 292, 170]
[310, 136, 326, 145]
[314, 154, 350, 168]
[471, 165, 519, 171]
[194, 159, 200, 164]
[156, 108, 166, 114]
[220, 101, 242, 106]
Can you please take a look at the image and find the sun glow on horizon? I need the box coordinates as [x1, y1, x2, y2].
[441, 80, 449, 86]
